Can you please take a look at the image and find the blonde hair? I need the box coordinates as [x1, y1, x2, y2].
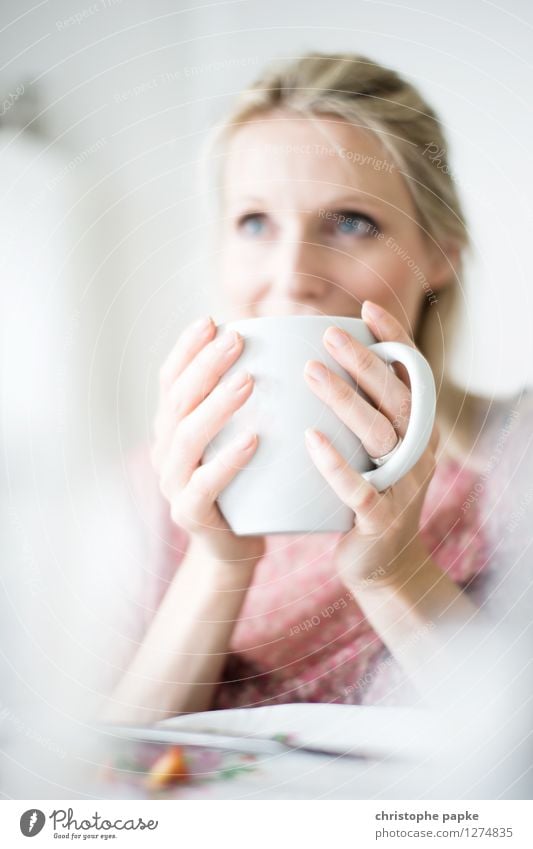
[205, 52, 489, 466]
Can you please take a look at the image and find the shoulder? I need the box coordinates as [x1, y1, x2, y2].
[474, 390, 533, 616]
[477, 388, 533, 504]
[468, 388, 532, 471]
[419, 396, 518, 587]
[437, 386, 530, 475]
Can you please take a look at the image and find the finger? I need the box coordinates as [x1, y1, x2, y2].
[322, 325, 412, 438]
[361, 300, 417, 347]
[304, 428, 385, 532]
[164, 369, 254, 489]
[186, 431, 258, 511]
[155, 329, 245, 452]
[168, 329, 244, 420]
[303, 360, 399, 459]
[166, 431, 258, 533]
[361, 300, 416, 386]
[159, 315, 216, 391]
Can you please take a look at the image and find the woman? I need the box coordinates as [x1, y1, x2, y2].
[98, 53, 500, 724]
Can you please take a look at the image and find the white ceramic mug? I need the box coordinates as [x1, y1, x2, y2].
[202, 316, 436, 535]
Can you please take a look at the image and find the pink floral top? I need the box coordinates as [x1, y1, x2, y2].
[116, 444, 490, 711]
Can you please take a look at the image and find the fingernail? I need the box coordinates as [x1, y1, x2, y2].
[227, 369, 251, 390]
[192, 315, 213, 334]
[304, 360, 327, 382]
[216, 330, 239, 351]
[305, 428, 325, 449]
[362, 300, 383, 320]
[325, 326, 348, 348]
[233, 431, 256, 450]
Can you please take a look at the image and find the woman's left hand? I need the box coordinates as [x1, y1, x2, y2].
[303, 300, 440, 592]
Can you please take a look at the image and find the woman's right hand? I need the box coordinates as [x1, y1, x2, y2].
[150, 315, 266, 566]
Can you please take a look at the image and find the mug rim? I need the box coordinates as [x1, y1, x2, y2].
[219, 314, 367, 326]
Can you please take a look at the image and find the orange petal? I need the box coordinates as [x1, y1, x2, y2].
[146, 746, 188, 789]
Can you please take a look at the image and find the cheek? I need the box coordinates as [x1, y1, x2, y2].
[336, 255, 402, 303]
[332, 243, 422, 320]
[347, 242, 419, 298]
[372, 241, 411, 280]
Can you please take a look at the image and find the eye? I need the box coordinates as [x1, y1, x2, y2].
[236, 212, 268, 237]
[329, 210, 380, 237]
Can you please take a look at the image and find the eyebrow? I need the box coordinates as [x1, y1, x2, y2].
[227, 191, 388, 212]
[321, 191, 388, 208]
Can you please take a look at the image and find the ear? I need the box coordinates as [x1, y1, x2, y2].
[426, 240, 461, 290]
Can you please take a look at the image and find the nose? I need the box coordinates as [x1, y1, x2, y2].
[272, 235, 328, 306]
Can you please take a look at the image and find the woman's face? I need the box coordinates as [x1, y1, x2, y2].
[220, 112, 452, 337]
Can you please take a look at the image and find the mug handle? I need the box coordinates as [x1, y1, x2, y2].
[361, 341, 436, 492]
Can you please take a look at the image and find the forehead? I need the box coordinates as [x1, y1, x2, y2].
[223, 111, 413, 212]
